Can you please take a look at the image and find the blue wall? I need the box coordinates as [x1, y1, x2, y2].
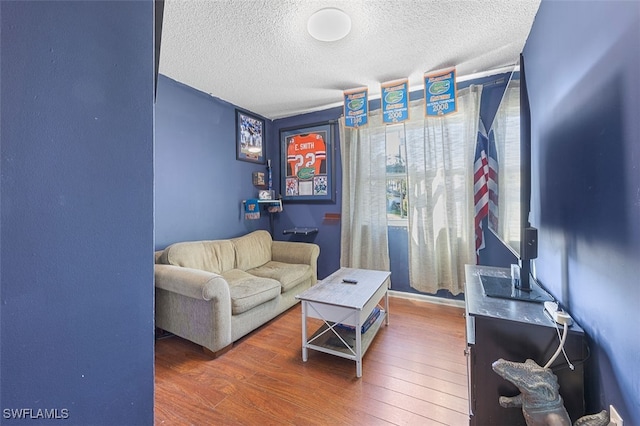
[271, 107, 344, 279]
[155, 76, 273, 248]
[154, 75, 344, 276]
[524, 1, 640, 422]
[0, 1, 154, 424]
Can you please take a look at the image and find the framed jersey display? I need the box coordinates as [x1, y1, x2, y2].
[280, 122, 335, 202]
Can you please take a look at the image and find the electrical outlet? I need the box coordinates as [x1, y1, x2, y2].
[609, 405, 623, 426]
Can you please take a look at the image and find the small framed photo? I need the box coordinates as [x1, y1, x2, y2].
[280, 121, 335, 202]
[236, 109, 265, 164]
[252, 171, 266, 187]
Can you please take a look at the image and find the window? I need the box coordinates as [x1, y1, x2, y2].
[340, 85, 483, 295]
[385, 124, 408, 224]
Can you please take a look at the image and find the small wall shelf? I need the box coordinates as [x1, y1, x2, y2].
[242, 199, 283, 209]
[242, 199, 282, 236]
[283, 227, 318, 236]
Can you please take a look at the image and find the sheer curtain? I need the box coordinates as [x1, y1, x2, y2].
[339, 110, 390, 271]
[405, 85, 483, 295]
[339, 85, 482, 294]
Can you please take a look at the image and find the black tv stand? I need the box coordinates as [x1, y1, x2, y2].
[479, 274, 553, 303]
[465, 265, 585, 425]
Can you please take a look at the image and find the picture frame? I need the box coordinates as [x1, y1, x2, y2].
[252, 171, 266, 187]
[236, 109, 265, 164]
[280, 121, 335, 202]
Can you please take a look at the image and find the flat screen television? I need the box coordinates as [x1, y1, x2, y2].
[488, 66, 521, 255]
[481, 55, 552, 303]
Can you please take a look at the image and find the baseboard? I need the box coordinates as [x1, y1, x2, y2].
[388, 289, 465, 309]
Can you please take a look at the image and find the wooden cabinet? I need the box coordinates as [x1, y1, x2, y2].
[464, 265, 586, 425]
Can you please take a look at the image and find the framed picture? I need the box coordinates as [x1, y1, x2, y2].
[280, 121, 335, 202]
[252, 171, 266, 187]
[236, 109, 265, 164]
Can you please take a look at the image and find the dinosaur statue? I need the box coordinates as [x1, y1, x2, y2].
[492, 358, 609, 426]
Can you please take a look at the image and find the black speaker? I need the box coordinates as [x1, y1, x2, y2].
[523, 227, 538, 259]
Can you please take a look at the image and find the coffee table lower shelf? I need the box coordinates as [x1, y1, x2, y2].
[304, 310, 386, 364]
[297, 267, 391, 378]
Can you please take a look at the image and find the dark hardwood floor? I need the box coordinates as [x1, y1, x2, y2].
[155, 296, 469, 425]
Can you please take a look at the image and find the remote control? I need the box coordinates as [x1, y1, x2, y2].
[342, 278, 358, 284]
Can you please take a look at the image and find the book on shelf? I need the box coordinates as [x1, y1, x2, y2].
[326, 335, 354, 349]
[335, 306, 381, 334]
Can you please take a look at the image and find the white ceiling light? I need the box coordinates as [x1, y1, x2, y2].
[307, 8, 351, 42]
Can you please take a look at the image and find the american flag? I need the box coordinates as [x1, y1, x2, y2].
[473, 120, 489, 261]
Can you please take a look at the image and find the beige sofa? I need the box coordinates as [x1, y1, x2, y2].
[154, 230, 320, 356]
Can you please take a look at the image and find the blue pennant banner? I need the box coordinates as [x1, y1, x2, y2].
[343, 87, 368, 128]
[424, 67, 457, 116]
[381, 79, 409, 124]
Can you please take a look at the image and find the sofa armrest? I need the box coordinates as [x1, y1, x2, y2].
[154, 264, 230, 301]
[154, 264, 233, 355]
[271, 241, 320, 281]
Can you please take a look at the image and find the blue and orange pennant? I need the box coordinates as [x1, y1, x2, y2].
[381, 79, 409, 124]
[343, 87, 368, 128]
[424, 67, 457, 116]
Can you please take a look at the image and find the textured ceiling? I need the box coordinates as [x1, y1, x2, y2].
[159, 0, 541, 120]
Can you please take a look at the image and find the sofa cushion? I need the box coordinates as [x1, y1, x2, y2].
[159, 240, 235, 274]
[248, 261, 312, 292]
[231, 230, 273, 271]
[221, 269, 280, 315]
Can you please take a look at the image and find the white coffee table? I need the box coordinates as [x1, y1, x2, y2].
[295, 267, 391, 378]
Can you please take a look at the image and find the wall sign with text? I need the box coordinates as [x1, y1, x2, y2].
[381, 79, 409, 124]
[343, 87, 368, 128]
[424, 68, 457, 116]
